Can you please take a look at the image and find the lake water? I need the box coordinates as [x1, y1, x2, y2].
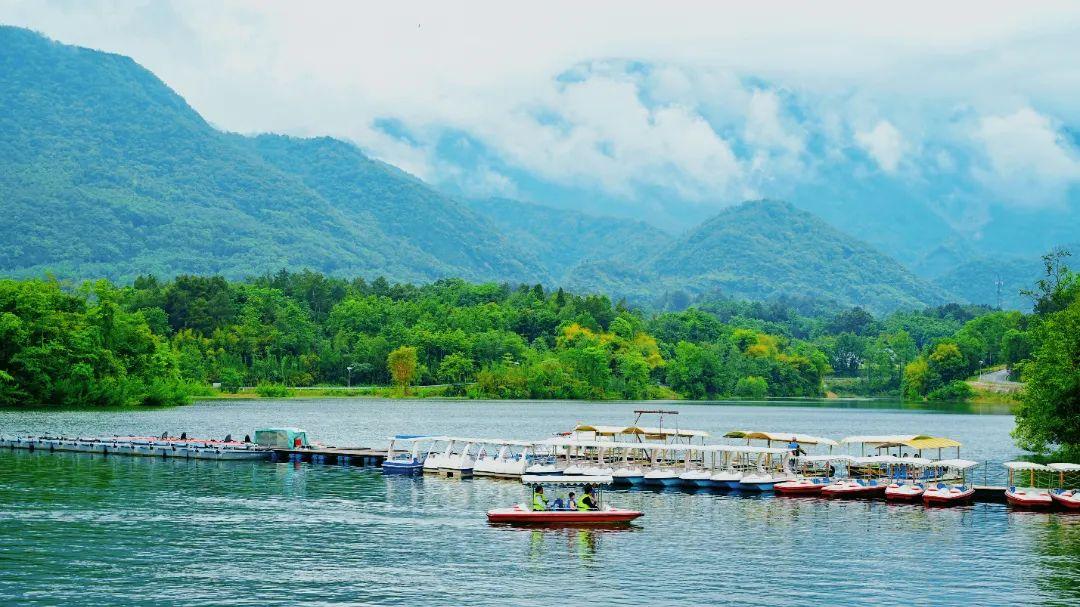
[1, 398, 1078, 606]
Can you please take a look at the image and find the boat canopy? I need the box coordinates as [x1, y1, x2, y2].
[573, 424, 709, 439]
[1003, 461, 1050, 471]
[724, 431, 838, 447]
[795, 454, 855, 463]
[852, 455, 931, 466]
[933, 459, 979, 469]
[840, 434, 962, 449]
[521, 474, 614, 485]
[387, 434, 446, 442]
[254, 427, 308, 448]
[1048, 463, 1080, 471]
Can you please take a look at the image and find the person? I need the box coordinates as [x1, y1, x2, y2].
[180, 432, 188, 440]
[243, 434, 251, 443]
[788, 437, 806, 457]
[578, 486, 597, 511]
[567, 491, 577, 510]
[224, 434, 232, 442]
[532, 485, 547, 511]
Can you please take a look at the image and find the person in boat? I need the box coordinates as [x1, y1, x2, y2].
[243, 435, 251, 443]
[578, 486, 597, 511]
[567, 491, 577, 511]
[788, 437, 806, 457]
[224, 434, 232, 442]
[532, 485, 547, 511]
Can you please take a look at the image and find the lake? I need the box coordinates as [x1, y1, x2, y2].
[1, 398, 1078, 606]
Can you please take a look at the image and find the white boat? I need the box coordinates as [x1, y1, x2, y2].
[883, 457, 934, 501]
[921, 459, 979, 505]
[473, 439, 537, 478]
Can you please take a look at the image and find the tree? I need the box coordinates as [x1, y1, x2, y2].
[437, 352, 475, 385]
[1000, 329, 1033, 368]
[1013, 297, 1080, 459]
[1021, 248, 1078, 315]
[387, 346, 418, 395]
[734, 376, 768, 398]
[928, 342, 966, 384]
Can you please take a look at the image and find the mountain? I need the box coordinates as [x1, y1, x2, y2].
[566, 200, 949, 313]
[0, 26, 546, 284]
[0, 27, 954, 314]
[466, 197, 672, 279]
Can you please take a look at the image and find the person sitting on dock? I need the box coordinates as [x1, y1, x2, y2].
[532, 485, 547, 511]
[578, 486, 597, 511]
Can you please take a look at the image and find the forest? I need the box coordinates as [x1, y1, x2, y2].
[0, 266, 1054, 409]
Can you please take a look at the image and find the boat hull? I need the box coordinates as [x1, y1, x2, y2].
[382, 461, 424, 474]
[487, 507, 642, 525]
[774, 480, 826, 495]
[822, 482, 887, 499]
[923, 488, 974, 505]
[1005, 489, 1053, 509]
[885, 484, 925, 501]
[1051, 491, 1080, 509]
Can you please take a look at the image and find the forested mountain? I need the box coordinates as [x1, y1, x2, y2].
[564, 201, 948, 313]
[466, 197, 672, 279]
[0, 27, 958, 314]
[0, 26, 546, 284]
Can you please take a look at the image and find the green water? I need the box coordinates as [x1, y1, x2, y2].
[1, 398, 1078, 606]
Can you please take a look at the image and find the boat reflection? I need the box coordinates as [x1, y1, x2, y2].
[513, 525, 637, 562]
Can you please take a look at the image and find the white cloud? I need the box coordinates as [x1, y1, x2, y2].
[972, 107, 1080, 206]
[1, 0, 1079, 217]
[855, 121, 905, 173]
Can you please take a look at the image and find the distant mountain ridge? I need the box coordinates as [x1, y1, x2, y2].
[1, 26, 961, 313]
[564, 200, 949, 312]
[0, 25, 547, 284]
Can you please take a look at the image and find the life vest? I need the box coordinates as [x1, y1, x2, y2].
[578, 494, 596, 511]
[532, 493, 546, 511]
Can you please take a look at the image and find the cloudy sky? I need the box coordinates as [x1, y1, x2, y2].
[2, 0, 1079, 234]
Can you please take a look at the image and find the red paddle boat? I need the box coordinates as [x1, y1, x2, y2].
[487, 475, 643, 525]
[1004, 461, 1054, 509]
[1049, 463, 1080, 509]
[921, 459, 979, 506]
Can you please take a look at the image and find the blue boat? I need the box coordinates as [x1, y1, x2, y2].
[381, 435, 437, 475]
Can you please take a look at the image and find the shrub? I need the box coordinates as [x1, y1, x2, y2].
[734, 375, 768, 399]
[926, 380, 973, 402]
[255, 383, 292, 398]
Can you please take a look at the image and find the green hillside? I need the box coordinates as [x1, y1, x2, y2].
[0, 26, 546, 284]
[466, 197, 671, 279]
[565, 200, 948, 313]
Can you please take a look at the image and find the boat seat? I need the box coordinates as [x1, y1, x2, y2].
[869, 480, 878, 487]
[1008, 486, 1016, 492]
[956, 486, 966, 491]
[937, 482, 947, 489]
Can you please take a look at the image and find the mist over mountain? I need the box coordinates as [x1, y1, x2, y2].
[0, 26, 1066, 314]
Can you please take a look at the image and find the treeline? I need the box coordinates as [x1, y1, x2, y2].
[0, 272, 840, 406]
[0, 259, 1069, 414]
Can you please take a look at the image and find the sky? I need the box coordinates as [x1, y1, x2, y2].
[2, 0, 1079, 237]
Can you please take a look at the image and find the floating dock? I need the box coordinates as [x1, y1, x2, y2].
[270, 446, 396, 466]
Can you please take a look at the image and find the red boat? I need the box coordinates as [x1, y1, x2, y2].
[885, 483, 924, 501]
[487, 504, 643, 524]
[774, 478, 829, 495]
[1005, 488, 1053, 508]
[1004, 462, 1054, 509]
[489, 475, 643, 525]
[923, 485, 974, 505]
[821, 479, 887, 498]
[1051, 490, 1080, 510]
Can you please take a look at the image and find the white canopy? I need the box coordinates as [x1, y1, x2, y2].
[796, 454, 855, 463]
[1048, 463, 1080, 471]
[725, 431, 839, 447]
[521, 475, 613, 485]
[1003, 461, 1050, 471]
[932, 459, 979, 470]
[852, 455, 931, 466]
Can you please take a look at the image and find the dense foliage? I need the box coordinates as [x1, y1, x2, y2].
[1011, 250, 1080, 460]
[0, 272, 841, 405]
